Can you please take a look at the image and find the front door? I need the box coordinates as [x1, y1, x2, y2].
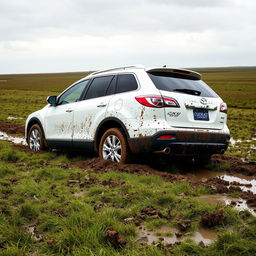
[44, 80, 90, 146]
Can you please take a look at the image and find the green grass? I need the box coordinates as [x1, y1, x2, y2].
[0, 67, 255, 254]
[0, 141, 255, 255]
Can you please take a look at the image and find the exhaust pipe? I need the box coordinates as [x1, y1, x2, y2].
[220, 149, 225, 154]
[154, 147, 171, 155]
[163, 147, 171, 154]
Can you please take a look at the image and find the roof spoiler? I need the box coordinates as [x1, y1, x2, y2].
[147, 68, 201, 80]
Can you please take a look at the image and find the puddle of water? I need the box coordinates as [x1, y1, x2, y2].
[188, 169, 225, 182]
[196, 194, 256, 216]
[137, 226, 177, 244]
[225, 198, 256, 216]
[193, 228, 217, 246]
[219, 174, 256, 194]
[188, 168, 256, 196]
[7, 116, 23, 120]
[137, 225, 217, 246]
[0, 131, 27, 145]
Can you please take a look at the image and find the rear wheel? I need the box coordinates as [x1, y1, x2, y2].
[99, 128, 130, 163]
[28, 124, 45, 152]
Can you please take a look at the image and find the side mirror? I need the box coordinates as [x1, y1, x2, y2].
[47, 95, 57, 106]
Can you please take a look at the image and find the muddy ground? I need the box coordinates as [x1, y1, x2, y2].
[0, 120, 24, 135]
[1, 120, 256, 215]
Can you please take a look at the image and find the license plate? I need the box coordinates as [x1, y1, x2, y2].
[193, 109, 209, 121]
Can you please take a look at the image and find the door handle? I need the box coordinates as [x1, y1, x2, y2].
[97, 103, 107, 108]
[66, 109, 73, 113]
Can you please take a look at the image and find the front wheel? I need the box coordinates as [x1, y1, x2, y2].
[28, 124, 45, 152]
[99, 128, 130, 163]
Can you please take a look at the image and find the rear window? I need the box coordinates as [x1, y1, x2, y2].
[148, 72, 218, 98]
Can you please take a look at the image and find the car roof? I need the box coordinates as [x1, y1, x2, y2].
[81, 65, 201, 80]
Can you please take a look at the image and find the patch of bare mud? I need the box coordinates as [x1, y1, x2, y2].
[212, 154, 256, 176]
[0, 120, 24, 135]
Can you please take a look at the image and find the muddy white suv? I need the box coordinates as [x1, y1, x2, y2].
[25, 65, 230, 163]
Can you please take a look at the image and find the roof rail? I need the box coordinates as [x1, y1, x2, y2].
[91, 65, 145, 76]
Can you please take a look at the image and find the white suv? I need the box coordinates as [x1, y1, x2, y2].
[25, 65, 230, 163]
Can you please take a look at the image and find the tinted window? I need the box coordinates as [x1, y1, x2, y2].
[106, 76, 117, 96]
[148, 72, 218, 98]
[85, 76, 114, 99]
[58, 80, 89, 105]
[116, 74, 138, 94]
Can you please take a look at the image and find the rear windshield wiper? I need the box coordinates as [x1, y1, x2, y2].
[173, 88, 201, 96]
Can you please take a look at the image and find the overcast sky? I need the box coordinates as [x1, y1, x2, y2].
[0, 0, 255, 74]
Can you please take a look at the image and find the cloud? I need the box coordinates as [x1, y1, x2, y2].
[0, 0, 255, 73]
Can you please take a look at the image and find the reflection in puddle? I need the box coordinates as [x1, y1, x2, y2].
[196, 194, 256, 216]
[0, 131, 27, 145]
[219, 174, 256, 194]
[193, 228, 217, 246]
[137, 225, 217, 246]
[7, 116, 23, 120]
[188, 169, 225, 182]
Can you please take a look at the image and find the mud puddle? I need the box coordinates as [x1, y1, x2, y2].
[196, 194, 256, 216]
[7, 116, 24, 120]
[189, 170, 256, 194]
[0, 131, 27, 145]
[137, 225, 217, 246]
[219, 174, 256, 194]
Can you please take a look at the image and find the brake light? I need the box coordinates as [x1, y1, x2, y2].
[135, 96, 179, 108]
[220, 102, 227, 113]
[157, 135, 174, 140]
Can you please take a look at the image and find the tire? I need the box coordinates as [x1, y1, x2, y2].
[28, 124, 46, 152]
[99, 128, 130, 163]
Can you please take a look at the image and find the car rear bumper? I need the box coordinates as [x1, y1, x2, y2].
[128, 130, 230, 155]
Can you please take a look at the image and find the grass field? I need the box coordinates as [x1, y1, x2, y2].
[0, 141, 255, 256]
[0, 68, 256, 255]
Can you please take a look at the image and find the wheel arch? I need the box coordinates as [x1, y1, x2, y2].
[26, 117, 46, 145]
[94, 117, 130, 153]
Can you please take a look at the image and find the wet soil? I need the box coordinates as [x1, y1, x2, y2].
[0, 120, 24, 135]
[212, 154, 256, 176]
[1, 122, 256, 215]
[103, 227, 126, 248]
[136, 225, 217, 246]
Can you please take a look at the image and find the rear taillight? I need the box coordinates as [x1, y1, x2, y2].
[135, 96, 179, 108]
[220, 102, 227, 113]
[157, 135, 174, 140]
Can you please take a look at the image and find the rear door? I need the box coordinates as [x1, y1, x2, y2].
[148, 72, 224, 130]
[72, 75, 115, 145]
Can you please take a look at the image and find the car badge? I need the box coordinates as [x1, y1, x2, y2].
[200, 98, 207, 105]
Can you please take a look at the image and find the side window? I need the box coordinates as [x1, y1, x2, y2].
[58, 80, 89, 105]
[116, 74, 138, 94]
[106, 76, 117, 96]
[85, 76, 114, 100]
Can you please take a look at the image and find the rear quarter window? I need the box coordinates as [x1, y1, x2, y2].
[148, 72, 218, 98]
[85, 75, 114, 99]
[116, 74, 138, 94]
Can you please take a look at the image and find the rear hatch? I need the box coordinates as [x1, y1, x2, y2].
[147, 68, 224, 130]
